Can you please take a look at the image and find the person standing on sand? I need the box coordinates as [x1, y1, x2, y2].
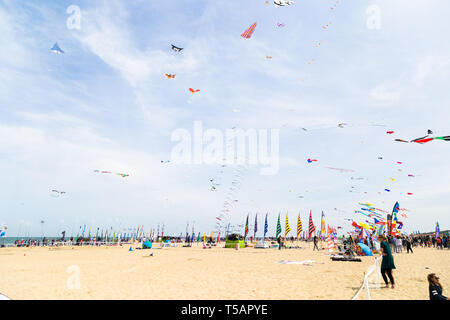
[378, 235, 396, 289]
[313, 235, 319, 251]
[428, 273, 448, 300]
[406, 237, 413, 254]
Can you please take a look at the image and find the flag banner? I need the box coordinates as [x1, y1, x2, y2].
[264, 213, 268, 239]
[308, 211, 315, 239]
[285, 212, 291, 238]
[276, 213, 282, 239]
[296, 212, 302, 238]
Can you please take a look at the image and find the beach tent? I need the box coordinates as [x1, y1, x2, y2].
[254, 240, 269, 248]
[142, 240, 152, 249]
[356, 243, 373, 256]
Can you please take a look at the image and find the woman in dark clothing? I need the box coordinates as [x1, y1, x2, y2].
[428, 273, 448, 300]
[406, 238, 413, 254]
[378, 235, 396, 289]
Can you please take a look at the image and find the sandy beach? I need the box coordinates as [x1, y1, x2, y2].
[1, 243, 448, 300]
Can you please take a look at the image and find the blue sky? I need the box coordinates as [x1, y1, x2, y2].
[1, 0, 449, 237]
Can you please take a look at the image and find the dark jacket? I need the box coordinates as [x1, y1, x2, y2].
[429, 284, 447, 300]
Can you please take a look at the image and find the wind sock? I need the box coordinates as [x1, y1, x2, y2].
[241, 22, 257, 39]
[276, 213, 282, 239]
[264, 213, 268, 240]
[308, 210, 315, 239]
[297, 212, 303, 239]
[285, 212, 291, 239]
[244, 214, 249, 239]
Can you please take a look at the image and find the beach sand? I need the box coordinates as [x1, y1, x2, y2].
[0, 242, 448, 300]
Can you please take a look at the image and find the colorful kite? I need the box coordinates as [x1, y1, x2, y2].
[51, 42, 64, 54]
[189, 88, 200, 94]
[307, 159, 318, 163]
[164, 73, 176, 79]
[241, 22, 257, 39]
[277, 23, 285, 27]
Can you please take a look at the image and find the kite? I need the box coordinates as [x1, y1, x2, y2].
[407, 192, 413, 195]
[408, 174, 415, 177]
[274, 0, 295, 6]
[384, 189, 390, 192]
[164, 73, 176, 79]
[116, 173, 129, 178]
[337, 123, 348, 128]
[307, 159, 318, 163]
[161, 160, 170, 163]
[313, 41, 321, 48]
[241, 22, 257, 39]
[94, 170, 129, 177]
[378, 157, 383, 159]
[189, 88, 200, 94]
[386, 131, 394, 134]
[325, 167, 355, 173]
[277, 23, 285, 27]
[395, 139, 409, 143]
[51, 42, 64, 54]
[389, 178, 395, 182]
[396, 162, 403, 164]
[322, 21, 332, 30]
[266, 56, 272, 59]
[171, 44, 183, 52]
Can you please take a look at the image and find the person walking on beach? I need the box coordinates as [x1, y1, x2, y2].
[313, 235, 319, 251]
[378, 235, 396, 289]
[428, 273, 448, 300]
[406, 237, 413, 254]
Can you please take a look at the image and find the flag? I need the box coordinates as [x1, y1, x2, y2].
[285, 212, 291, 238]
[244, 214, 249, 239]
[197, 232, 201, 243]
[296, 212, 302, 239]
[320, 211, 326, 239]
[435, 222, 440, 238]
[241, 22, 257, 39]
[216, 232, 221, 243]
[254, 214, 258, 238]
[276, 213, 282, 239]
[203, 232, 206, 243]
[308, 211, 315, 239]
[264, 213, 268, 239]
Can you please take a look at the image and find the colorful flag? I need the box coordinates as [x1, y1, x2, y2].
[254, 214, 258, 239]
[244, 214, 249, 239]
[320, 211, 326, 239]
[296, 212, 302, 239]
[216, 232, 220, 243]
[264, 213, 268, 239]
[203, 232, 206, 243]
[276, 213, 282, 239]
[435, 222, 440, 238]
[308, 210, 315, 239]
[241, 22, 257, 39]
[285, 212, 291, 238]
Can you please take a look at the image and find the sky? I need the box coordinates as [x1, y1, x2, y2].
[1, 0, 449, 238]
